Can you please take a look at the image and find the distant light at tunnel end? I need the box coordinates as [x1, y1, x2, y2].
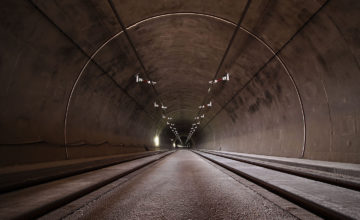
[154, 136, 159, 147]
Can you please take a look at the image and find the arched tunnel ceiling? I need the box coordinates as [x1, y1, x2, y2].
[32, 0, 325, 133]
[1, 0, 360, 163]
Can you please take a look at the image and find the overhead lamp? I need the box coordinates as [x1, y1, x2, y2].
[147, 80, 157, 85]
[135, 74, 143, 83]
[154, 135, 159, 147]
[209, 73, 229, 84]
[136, 74, 156, 85]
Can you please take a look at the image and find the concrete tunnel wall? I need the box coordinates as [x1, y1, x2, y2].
[0, 0, 359, 165]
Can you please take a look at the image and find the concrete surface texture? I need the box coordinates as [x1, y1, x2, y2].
[206, 149, 360, 177]
[0, 151, 172, 219]
[0, 150, 165, 192]
[0, 0, 360, 163]
[201, 150, 360, 191]
[59, 150, 306, 220]
[196, 151, 360, 219]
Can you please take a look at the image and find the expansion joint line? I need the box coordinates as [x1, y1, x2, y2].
[186, 0, 252, 143]
[200, 0, 330, 158]
[107, 0, 164, 108]
[108, 0, 181, 141]
[29, 0, 156, 159]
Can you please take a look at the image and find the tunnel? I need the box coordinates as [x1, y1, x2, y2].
[0, 0, 360, 219]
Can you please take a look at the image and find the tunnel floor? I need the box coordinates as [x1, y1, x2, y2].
[62, 150, 298, 220]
